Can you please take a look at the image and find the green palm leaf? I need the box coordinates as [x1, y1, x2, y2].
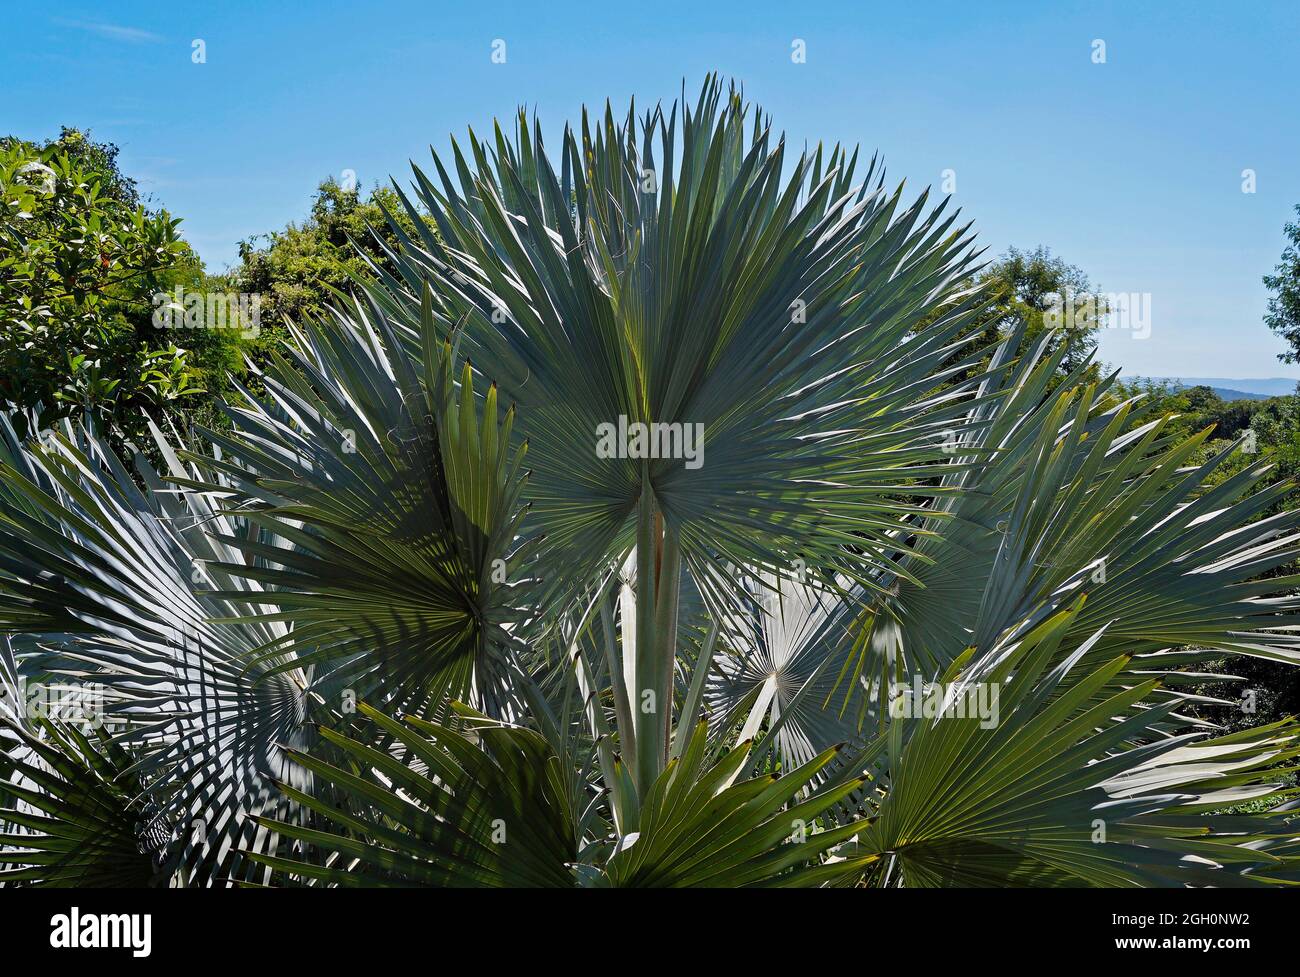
[0, 718, 168, 887]
[250, 703, 874, 887]
[183, 295, 537, 714]
[367, 77, 993, 615]
[838, 601, 1300, 887]
[705, 573, 866, 770]
[0, 416, 311, 884]
[845, 334, 1300, 710]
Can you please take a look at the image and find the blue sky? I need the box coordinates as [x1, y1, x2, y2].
[3, 1, 1298, 378]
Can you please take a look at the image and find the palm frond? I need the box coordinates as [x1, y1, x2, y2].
[0, 416, 310, 884]
[366, 76, 995, 618]
[0, 718, 169, 887]
[182, 294, 537, 715]
[839, 602, 1300, 887]
[250, 703, 875, 887]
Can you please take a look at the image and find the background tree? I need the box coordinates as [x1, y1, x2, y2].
[923, 245, 1103, 387]
[43, 127, 142, 208]
[0, 129, 245, 449]
[228, 177, 433, 329]
[979, 246, 1102, 378]
[1265, 204, 1300, 363]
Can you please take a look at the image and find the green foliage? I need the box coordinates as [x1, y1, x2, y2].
[1109, 380, 1300, 507]
[0, 130, 245, 448]
[921, 245, 1104, 387]
[230, 178, 434, 331]
[1265, 204, 1300, 364]
[979, 246, 1102, 379]
[1103, 381, 1300, 732]
[42, 127, 142, 208]
[0, 719, 168, 887]
[251, 704, 874, 888]
[841, 603, 1300, 887]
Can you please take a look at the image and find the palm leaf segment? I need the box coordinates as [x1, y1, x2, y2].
[367, 76, 993, 615]
[0, 718, 168, 887]
[0, 298, 534, 882]
[253, 600, 1300, 888]
[983, 391, 1300, 670]
[0, 415, 308, 884]
[249, 703, 873, 888]
[1, 634, 166, 887]
[705, 573, 865, 770]
[837, 601, 1300, 887]
[835, 334, 1300, 713]
[184, 295, 536, 714]
[727, 334, 1300, 767]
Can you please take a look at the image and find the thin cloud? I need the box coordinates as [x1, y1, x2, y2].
[56, 19, 163, 44]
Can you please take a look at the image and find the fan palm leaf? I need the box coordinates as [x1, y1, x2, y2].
[838, 334, 1300, 713]
[0, 416, 310, 884]
[0, 718, 169, 887]
[180, 295, 537, 715]
[835, 601, 1300, 887]
[249, 703, 874, 888]
[367, 77, 995, 613]
[705, 572, 866, 770]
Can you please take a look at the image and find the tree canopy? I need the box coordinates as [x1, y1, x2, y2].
[1265, 204, 1300, 364]
[0, 129, 245, 449]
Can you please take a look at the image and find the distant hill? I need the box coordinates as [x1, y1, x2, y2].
[1137, 377, 1298, 401]
[1208, 387, 1270, 401]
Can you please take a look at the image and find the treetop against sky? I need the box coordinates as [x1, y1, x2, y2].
[2, 1, 1298, 376]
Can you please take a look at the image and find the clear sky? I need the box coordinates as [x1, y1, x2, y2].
[3, 1, 1298, 378]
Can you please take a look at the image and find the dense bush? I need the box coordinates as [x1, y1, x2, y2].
[0, 130, 244, 449]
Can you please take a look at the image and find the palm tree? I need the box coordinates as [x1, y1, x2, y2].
[3, 77, 1300, 887]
